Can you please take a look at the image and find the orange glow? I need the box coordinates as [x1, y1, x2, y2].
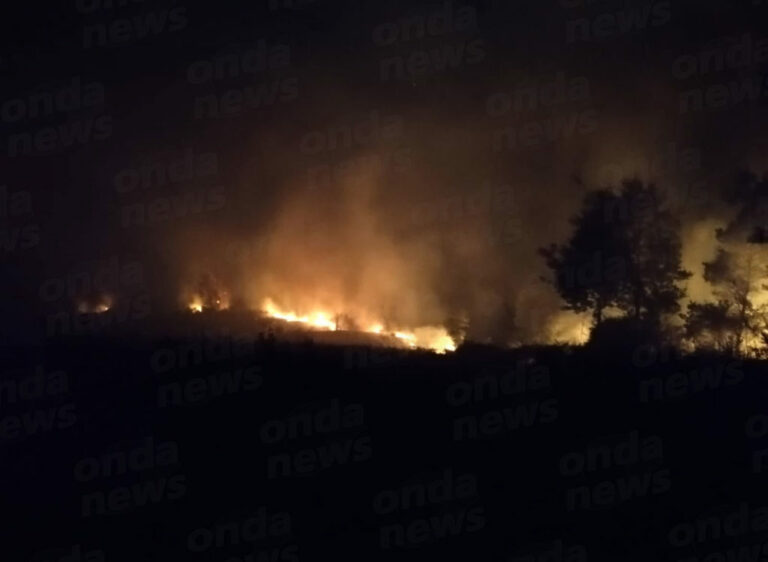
[393, 331, 417, 348]
[187, 292, 230, 313]
[262, 298, 336, 330]
[546, 311, 591, 345]
[412, 326, 457, 353]
[188, 296, 204, 313]
[77, 297, 112, 314]
[261, 298, 456, 353]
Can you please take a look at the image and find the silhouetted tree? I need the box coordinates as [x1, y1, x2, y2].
[683, 246, 768, 355]
[539, 190, 625, 326]
[682, 300, 743, 354]
[541, 179, 690, 330]
[681, 171, 768, 355]
[616, 180, 690, 325]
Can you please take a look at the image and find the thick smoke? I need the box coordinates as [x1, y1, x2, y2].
[10, 1, 768, 346]
[171, 150, 522, 344]
[161, 70, 768, 346]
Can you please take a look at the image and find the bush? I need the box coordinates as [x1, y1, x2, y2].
[587, 317, 663, 354]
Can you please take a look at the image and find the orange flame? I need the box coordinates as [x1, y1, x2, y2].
[188, 296, 204, 313]
[263, 298, 336, 330]
[187, 293, 230, 313]
[261, 298, 456, 353]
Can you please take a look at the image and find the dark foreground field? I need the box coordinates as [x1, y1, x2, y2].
[4, 335, 768, 561]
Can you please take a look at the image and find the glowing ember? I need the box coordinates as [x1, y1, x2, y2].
[188, 296, 204, 313]
[77, 297, 113, 314]
[261, 298, 456, 353]
[186, 293, 230, 313]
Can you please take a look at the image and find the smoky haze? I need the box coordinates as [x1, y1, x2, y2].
[4, 0, 768, 346]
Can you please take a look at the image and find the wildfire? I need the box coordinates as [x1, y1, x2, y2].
[546, 311, 591, 345]
[393, 331, 417, 348]
[262, 299, 336, 330]
[187, 293, 229, 313]
[261, 298, 456, 353]
[188, 296, 204, 313]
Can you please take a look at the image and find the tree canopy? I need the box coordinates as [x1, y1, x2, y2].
[540, 179, 690, 328]
[683, 246, 768, 356]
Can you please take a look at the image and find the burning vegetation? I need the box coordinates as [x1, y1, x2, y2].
[185, 273, 230, 314]
[260, 298, 456, 353]
[178, 294, 457, 354]
[167, 171, 768, 358]
[113, 118, 768, 361]
[539, 174, 768, 357]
